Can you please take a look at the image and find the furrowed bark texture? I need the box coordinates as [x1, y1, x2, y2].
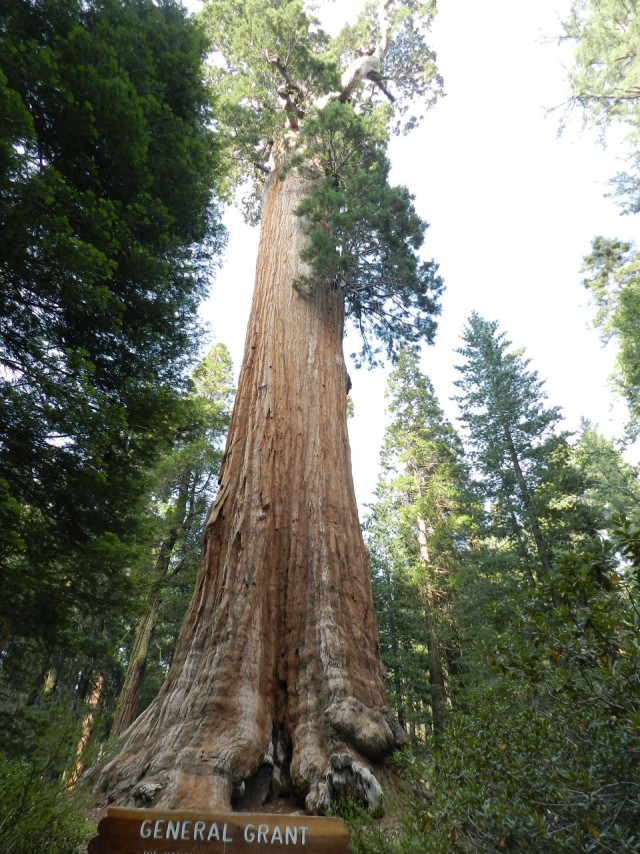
[88, 156, 402, 814]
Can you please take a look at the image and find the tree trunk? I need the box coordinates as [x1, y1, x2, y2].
[87, 153, 403, 814]
[110, 471, 192, 739]
[416, 515, 446, 735]
[66, 672, 105, 792]
[109, 595, 161, 740]
[501, 422, 553, 576]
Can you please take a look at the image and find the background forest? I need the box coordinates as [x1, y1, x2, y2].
[1, 0, 639, 852]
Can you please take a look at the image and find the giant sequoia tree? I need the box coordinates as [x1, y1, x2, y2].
[88, 0, 443, 814]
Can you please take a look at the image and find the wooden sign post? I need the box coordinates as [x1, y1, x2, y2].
[88, 807, 350, 854]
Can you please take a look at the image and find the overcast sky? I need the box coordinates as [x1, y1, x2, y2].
[194, 0, 639, 510]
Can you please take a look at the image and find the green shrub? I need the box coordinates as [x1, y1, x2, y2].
[0, 753, 93, 854]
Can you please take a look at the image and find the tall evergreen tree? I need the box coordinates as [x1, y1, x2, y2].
[88, 0, 443, 814]
[367, 346, 463, 737]
[454, 313, 594, 582]
[0, 0, 225, 656]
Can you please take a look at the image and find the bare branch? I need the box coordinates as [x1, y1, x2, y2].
[318, 0, 395, 108]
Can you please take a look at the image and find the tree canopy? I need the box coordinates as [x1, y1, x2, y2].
[564, 1, 640, 440]
[565, 0, 640, 131]
[454, 313, 598, 580]
[199, 0, 444, 363]
[0, 0, 225, 651]
[582, 236, 640, 434]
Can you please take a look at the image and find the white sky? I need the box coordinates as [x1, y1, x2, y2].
[192, 0, 639, 510]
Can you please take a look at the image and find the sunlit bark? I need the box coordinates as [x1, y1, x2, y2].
[66, 673, 105, 792]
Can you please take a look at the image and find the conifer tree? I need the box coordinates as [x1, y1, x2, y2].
[367, 346, 462, 737]
[88, 0, 443, 813]
[0, 0, 224, 659]
[454, 313, 593, 582]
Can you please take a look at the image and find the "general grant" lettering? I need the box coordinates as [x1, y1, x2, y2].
[139, 818, 310, 846]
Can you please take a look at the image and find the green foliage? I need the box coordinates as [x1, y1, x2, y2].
[572, 420, 640, 525]
[0, 753, 93, 854]
[350, 516, 640, 852]
[454, 313, 598, 578]
[366, 346, 463, 737]
[294, 104, 443, 364]
[199, 0, 443, 358]
[0, 0, 225, 656]
[328, 0, 443, 136]
[368, 498, 433, 737]
[454, 313, 562, 489]
[408, 523, 639, 851]
[0, 343, 234, 782]
[200, 0, 442, 201]
[200, 0, 337, 205]
[564, 0, 640, 131]
[564, 2, 640, 437]
[356, 320, 640, 851]
[582, 236, 640, 435]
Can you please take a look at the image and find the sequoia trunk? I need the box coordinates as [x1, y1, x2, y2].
[88, 155, 403, 813]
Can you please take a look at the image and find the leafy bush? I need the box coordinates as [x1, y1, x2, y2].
[0, 753, 93, 854]
[349, 526, 640, 852]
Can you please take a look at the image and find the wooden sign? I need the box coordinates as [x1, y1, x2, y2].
[87, 807, 350, 853]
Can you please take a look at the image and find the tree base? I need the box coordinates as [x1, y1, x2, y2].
[80, 697, 404, 818]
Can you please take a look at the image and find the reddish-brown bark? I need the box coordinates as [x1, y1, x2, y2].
[87, 154, 403, 814]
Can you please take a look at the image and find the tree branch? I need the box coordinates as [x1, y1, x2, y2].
[576, 86, 640, 102]
[317, 0, 395, 108]
[264, 50, 306, 128]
